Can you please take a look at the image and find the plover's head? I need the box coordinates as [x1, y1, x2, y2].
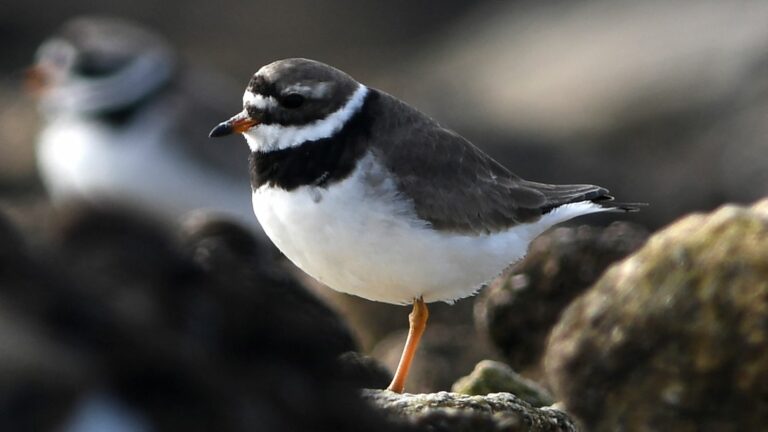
[209, 58, 368, 152]
[27, 17, 175, 116]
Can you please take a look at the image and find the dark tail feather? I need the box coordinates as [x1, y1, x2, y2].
[597, 199, 647, 212]
[588, 192, 647, 212]
[526, 180, 647, 213]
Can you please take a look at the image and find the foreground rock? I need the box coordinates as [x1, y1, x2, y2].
[476, 223, 648, 371]
[364, 390, 577, 432]
[0, 207, 403, 432]
[545, 201, 768, 431]
[452, 360, 553, 407]
[338, 351, 393, 389]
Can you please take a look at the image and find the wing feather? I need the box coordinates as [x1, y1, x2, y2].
[368, 90, 617, 235]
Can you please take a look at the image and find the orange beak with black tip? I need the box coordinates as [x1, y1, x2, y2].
[209, 111, 259, 138]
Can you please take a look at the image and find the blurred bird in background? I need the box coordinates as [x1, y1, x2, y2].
[26, 17, 265, 237]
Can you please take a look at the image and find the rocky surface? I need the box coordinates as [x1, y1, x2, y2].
[363, 390, 577, 432]
[545, 200, 768, 431]
[476, 222, 648, 372]
[452, 360, 553, 408]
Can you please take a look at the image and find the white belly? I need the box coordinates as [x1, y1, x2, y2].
[252, 156, 601, 305]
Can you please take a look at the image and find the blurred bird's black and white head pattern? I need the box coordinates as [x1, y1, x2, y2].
[33, 17, 268, 239]
[34, 17, 175, 115]
[240, 58, 369, 152]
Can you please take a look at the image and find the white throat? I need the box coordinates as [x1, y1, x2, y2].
[242, 84, 368, 153]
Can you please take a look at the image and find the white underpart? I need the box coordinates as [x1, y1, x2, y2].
[252, 153, 610, 305]
[37, 97, 265, 238]
[242, 84, 368, 152]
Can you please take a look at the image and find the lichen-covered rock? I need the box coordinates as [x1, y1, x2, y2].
[452, 360, 553, 407]
[544, 201, 768, 431]
[476, 222, 648, 370]
[363, 390, 577, 432]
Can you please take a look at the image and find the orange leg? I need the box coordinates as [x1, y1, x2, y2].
[387, 297, 429, 393]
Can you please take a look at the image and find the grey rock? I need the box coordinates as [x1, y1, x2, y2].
[363, 389, 577, 432]
[452, 360, 553, 407]
[545, 200, 768, 431]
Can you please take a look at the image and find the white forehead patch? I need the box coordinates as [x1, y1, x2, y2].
[243, 84, 368, 153]
[242, 91, 277, 110]
[255, 63, 275, 77]
[37, 38, 77, 70]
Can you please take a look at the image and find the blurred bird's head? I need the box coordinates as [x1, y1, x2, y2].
[26, 17, 176, 116]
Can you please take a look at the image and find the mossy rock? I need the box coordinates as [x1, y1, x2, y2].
[452, 360, 553, 407]
[545, 200, 768, 431]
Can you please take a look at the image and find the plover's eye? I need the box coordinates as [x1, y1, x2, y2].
[280, 93, 305, 109]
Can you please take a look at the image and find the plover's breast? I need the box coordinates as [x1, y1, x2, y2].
[253, 153, 597, 304]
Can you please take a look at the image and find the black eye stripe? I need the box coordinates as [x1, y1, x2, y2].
[280, 93, 305, 109]
[246, 76, 308, 110]
[73, 54, 130, 77]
